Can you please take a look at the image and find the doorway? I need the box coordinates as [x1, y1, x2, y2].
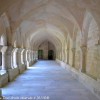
[48, 50, 54, 60]
[38, 50, 43, 60]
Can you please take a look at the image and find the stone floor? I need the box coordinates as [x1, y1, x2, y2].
[2, 61, 99, 100]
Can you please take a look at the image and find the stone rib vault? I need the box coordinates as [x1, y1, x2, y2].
[0, 0, 100, 99]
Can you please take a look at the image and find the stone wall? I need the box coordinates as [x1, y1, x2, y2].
[75, 32, 81, 70]
[38, 41, 56, 60]
[86, 18, 99, 79]
[69, 38, 73, 66]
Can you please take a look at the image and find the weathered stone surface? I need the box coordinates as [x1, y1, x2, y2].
[0, 73, 8, 87]
[7, 68, 19, 82]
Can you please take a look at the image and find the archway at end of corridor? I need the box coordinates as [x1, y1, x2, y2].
[48, 50, 54, 60]
[38, 41, 56, 60]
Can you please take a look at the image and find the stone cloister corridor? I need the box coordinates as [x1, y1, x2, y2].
[0, 0, 100, 100]
[2, 61, 99, 100]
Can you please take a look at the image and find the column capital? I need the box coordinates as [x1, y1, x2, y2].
[6, 46, 14, 54]
[71, 48, 76, 52]
[80, 45, 87, 48]
[13, 48, 18, 52]
[67, 48, 69, 51]
[80, 46, 87, 52]
[1, 46, 8, 53]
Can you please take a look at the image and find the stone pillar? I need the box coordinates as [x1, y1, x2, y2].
[30, 51, 32, 64]
[56, 50, 59, 60]
[61, 48, 63, 61]
[17, 48, 26, 73]
[96, 43, 100, 82]
[65, 49, 67, 63]
[36, 51, 38, 60]
[21, 49, 25, 65]
[0, 46, 7, 74]
[59, 50, 62, 61]
[26, 50, 30, 67]
[28, 50, 30, 62]
[80, 46, 87, 73]
[71, 48, 76, 67]
[28, 50, 31, 66]
[34, 51, 36, 61]
[58, 50, 60, 60]
[32, 51, 34, 62]
[67, 48, 69, 64]
[5, 46, 14, 70]
[17, 48, 22, 66]
[31, 51, 34, 64]
[5, 46, 18, 82]
[23, 50, 27, 66]
[29, 50, 32, 66]
[12, 48, 18, 68]
[34, 51, 37, 61]
[62, 49, 65, 62]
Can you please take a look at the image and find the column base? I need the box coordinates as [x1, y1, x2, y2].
[7, 68, 19, 82]
[0, 70, 6, 75]
[0, 73, 8, 87]
[18, 64, 26, 74]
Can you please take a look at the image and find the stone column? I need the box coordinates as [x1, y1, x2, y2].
[34, 51, 36, 61]
[17, 48, 26, 73]
[80, 46, 87, 73]
[59, 50, 62, 61]
[28, 50, 30, 62]
[34, 51, 37, 61]
[96, 43, 100, 82]
[0, 46, 7, 74]
[32, 51, 34, 62]
[12, 48, 18, 68]
[28, 50, 31, 66]
[26, 50, 30, 67]
[17, 48, 24, 67]
[64, 49, 67, 63]
[21, 49, 25, 65]
[62, 49, 65, 62]
[56, 50, 58, 59]
[17, 48, 23, 66]
[31, 51, 34, 64]
[36, 51, 38, 60]
[61, 48, 63, 61]
[58, 50, 60, 60]
[71, 48, 76, 67]
[67, 48, 69, 64]
[29, 50, 32, 66]
[65, 49, 67, 63]
[23, 50, 27, 65]
[5, 46, 14, 70]
[30, 51, 32, 63]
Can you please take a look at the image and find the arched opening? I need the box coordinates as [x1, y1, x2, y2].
[48, 50, 54, 60]
[38, 50, 43, 60]
[38, 41, 56, 60]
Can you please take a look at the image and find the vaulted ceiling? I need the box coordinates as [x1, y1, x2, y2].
[0, 0, 100, 50]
